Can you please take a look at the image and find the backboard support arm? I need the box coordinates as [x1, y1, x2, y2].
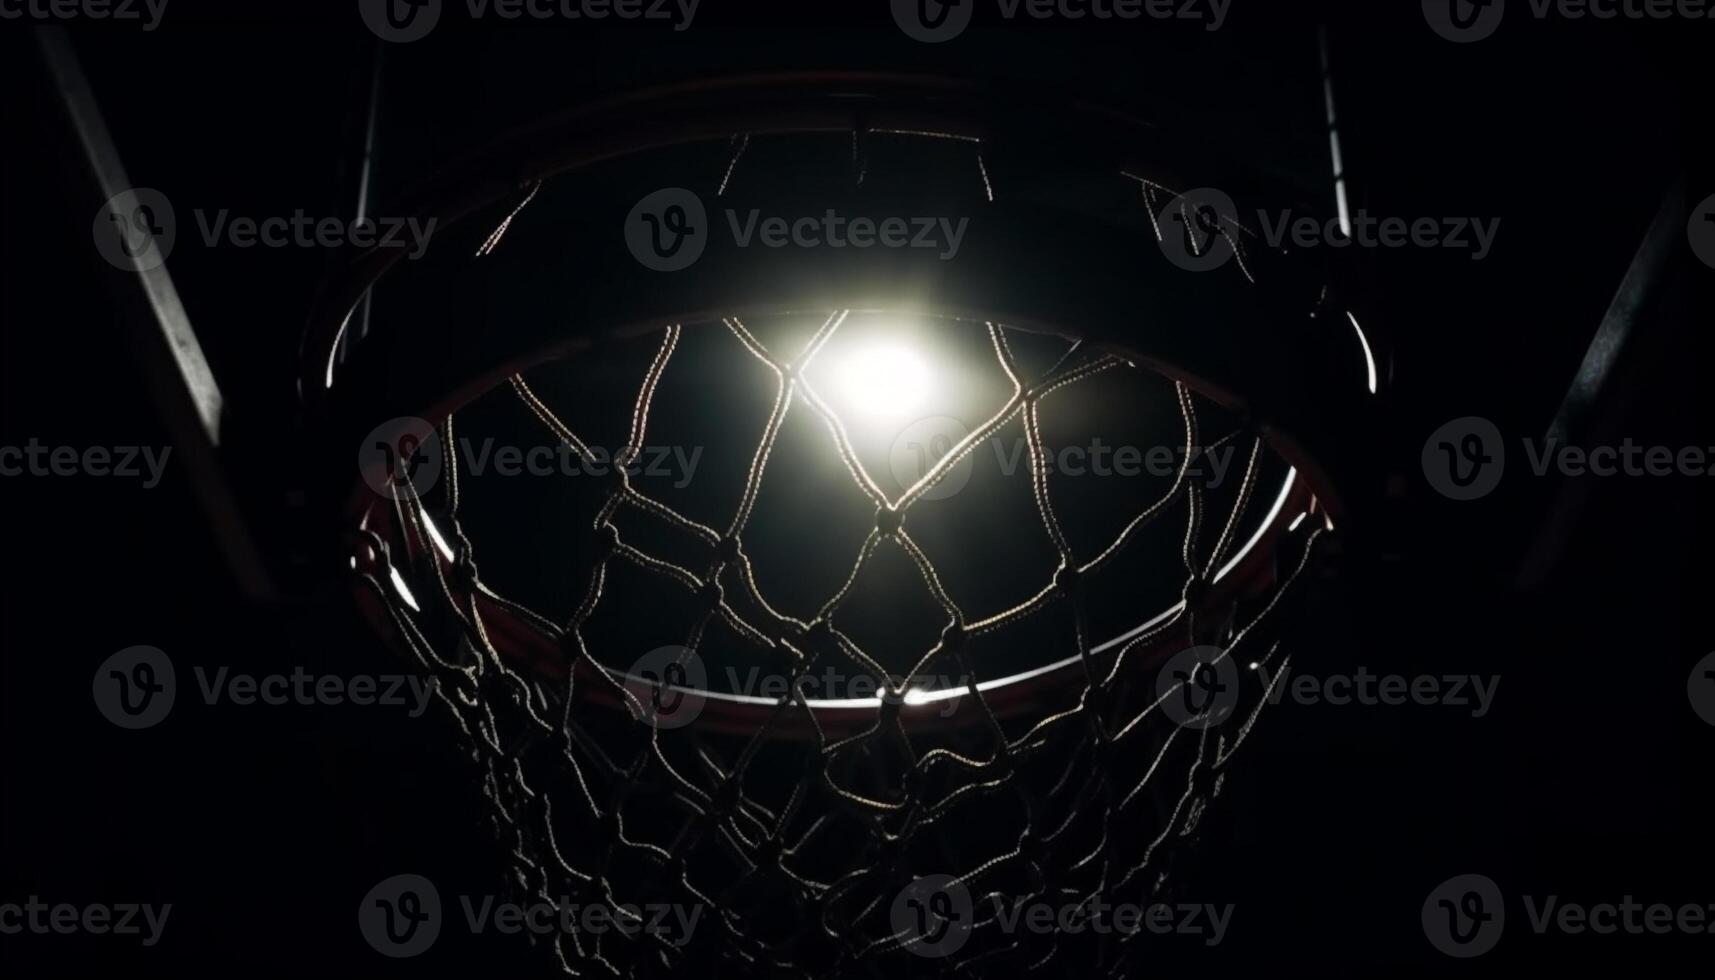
[36, 26, 280, 602]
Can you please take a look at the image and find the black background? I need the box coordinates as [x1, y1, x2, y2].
[2, 1, 1711, 975]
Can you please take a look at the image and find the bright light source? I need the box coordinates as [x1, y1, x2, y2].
[832, 343, 930, 419]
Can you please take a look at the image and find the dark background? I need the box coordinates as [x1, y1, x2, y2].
[2, 1, 1710, 975]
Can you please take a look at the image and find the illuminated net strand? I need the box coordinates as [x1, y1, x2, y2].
[356, 138, 1323, 977]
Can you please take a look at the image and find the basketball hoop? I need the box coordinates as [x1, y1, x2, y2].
[305, 75, 1380, 976]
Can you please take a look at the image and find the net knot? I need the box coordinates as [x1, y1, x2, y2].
[1191, 760, 1221, 797]
[873, 504, 903, 537]
[1054, 561, 1082, 594]
[898, 761, 925, 797]
[1080, 684, 1109, 717]
[716, 534, 742, 564]
[1081, 693, 1110, 745]
[1182, 575, 1213, 608]
[875, 839, 912, 884]
[1018, 832, 1050, 872]
[1090, 734, 1116, 769]
[800, 619, 834, 653]
[697, 578, 724, 608]
[711, 777, 742, 816]
[592, 522, 620, 558]
[878, 685, 906, 725]
[939, 621, 967, 652]
[754, 834, 785, 868]
[452, 547, 480, 587]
